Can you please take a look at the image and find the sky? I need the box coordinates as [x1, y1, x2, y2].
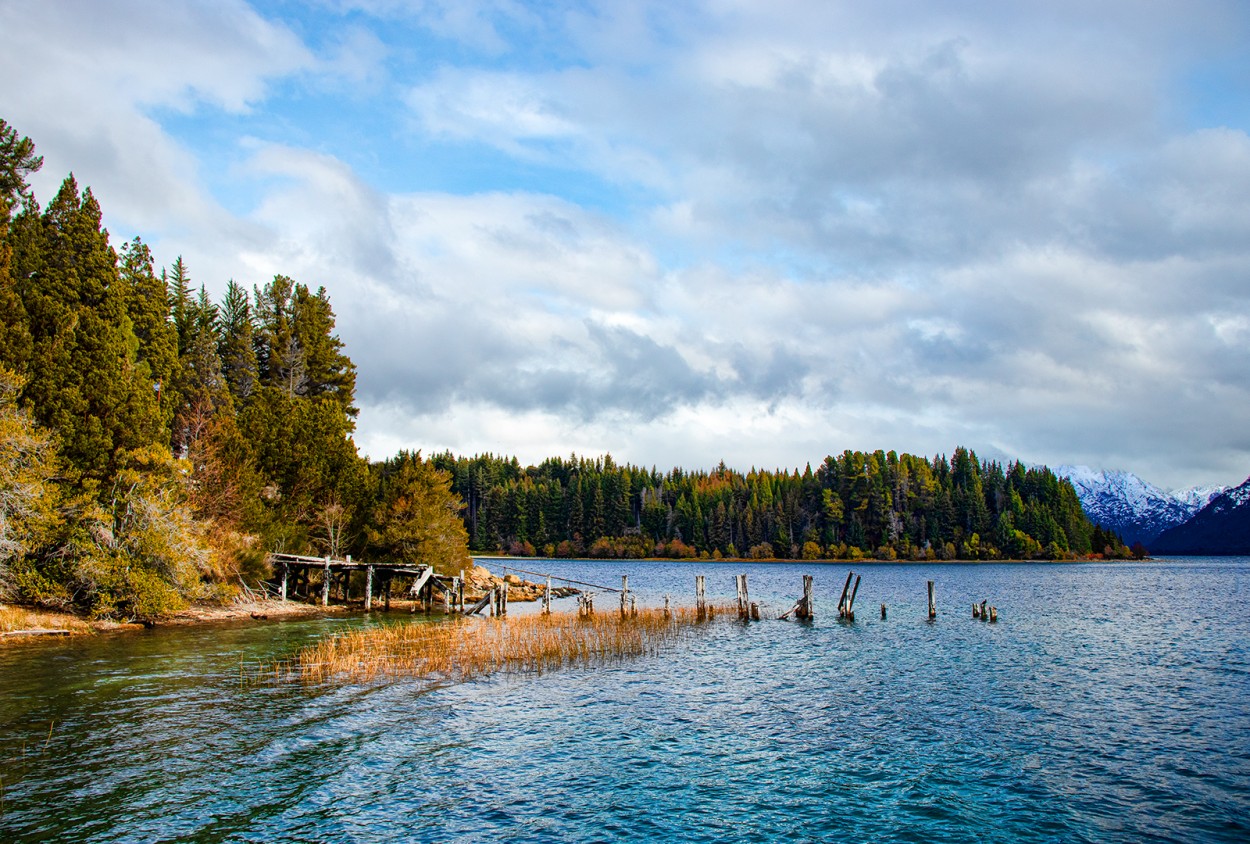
[2, 0, 1249, 491]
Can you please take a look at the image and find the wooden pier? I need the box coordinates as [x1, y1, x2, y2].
[268, 553, 459, 613]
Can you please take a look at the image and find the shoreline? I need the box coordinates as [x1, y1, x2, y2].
[0, 598, 353, 641]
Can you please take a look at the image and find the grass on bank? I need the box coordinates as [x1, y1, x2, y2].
[0, 605, 93, 636]
[292, 606, 725, 684]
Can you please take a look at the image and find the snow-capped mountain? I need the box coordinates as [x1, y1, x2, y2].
[1054, 465, 1225, 547]
[1151, 475, 1250, 555]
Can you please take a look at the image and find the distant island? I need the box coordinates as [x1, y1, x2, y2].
[0, 118, 1131, 628]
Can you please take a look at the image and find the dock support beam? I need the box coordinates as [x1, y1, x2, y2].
[737, 574, 751, 620]
[321, 557, 331, 607]
[279, 563, 288, 601]
[365, 565, 374, 610]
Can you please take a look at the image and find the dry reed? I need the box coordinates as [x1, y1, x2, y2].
[292, 605, 725, 684]
[0, 606, 92, 636]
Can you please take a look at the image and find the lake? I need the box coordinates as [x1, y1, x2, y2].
[2, 557, 1248, 842]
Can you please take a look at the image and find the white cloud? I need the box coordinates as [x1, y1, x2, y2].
[4, 0, 1249, 490]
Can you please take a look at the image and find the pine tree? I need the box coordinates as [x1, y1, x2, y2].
[12, 176, 162, 484]
[118, 238, 178, 436]
[0, 119, 40, 372]
[218, 279, 258, 408]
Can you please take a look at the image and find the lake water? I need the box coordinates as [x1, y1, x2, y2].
[2, 558, 1248, 842]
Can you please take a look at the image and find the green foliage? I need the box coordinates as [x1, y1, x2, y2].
[367, 451, 470, 574]
[9, 176, 164, 484]
[436, 448, 1109, 561]
[0, 366, 61, 599]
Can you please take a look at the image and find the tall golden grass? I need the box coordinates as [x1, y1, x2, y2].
[292, 606, 724, 684]
[0, 606, 92, 636]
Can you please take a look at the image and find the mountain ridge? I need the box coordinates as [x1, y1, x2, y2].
[1150, 476, 1250, 555]
[1053, 465, 1224, 548]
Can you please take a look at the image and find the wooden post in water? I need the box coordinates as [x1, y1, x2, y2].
[880, 603, 887, 619]
[384, 575, 391, 611]
[737, 574, 751, 620]
[927, 580, 936, 619]
[365, 564, 373, 610]
[989, 606, 998, 623]
[846, 574, 861, 621]
[695, 575, 707, 620]
[979, 599, 988, 621]
[499, 579, 508, 616]
[543, 576, 552, 615]
[630, 594, 638, 618]
[279, 562, 288, 601]
[801, 574, 814, 619]
[837, 571, 854, 618]
[322, 556, 331, 607]
[621, 575, 629, 619]
[973, 601, 980, 619]
[664, 595, 671, 619]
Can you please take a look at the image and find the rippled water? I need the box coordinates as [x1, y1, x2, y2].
[2, 558, 1248, 842]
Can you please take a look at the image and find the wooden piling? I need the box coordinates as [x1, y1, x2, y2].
[927, 580, 936, 619]
[384, 575, 391, 611]
[880, 603, 887, 619]
[621, 575, 629, 619]
[837, 571, 854, 618]
[664, 595, 671, 619]
[543, 576, 552, 615]
[365, 564, 373, 610]
[846, 574, 861, 621]
[750, 601, 760, 621]
[279, 563, 288, 601]
[736, 574, 750, 620]
[979, 599, 988, 622]
[695, 575, 707, 620]
[322, 557, 331, 607]
[800, 574, 814, 619]
[500, 579, 508, 616]
[973, 601, 980, 619]
[989, 606, 998, 623]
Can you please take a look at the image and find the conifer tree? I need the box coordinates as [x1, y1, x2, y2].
[0, 119, 40, 371]
[218, 279, 258, 408]
[118, 238, 178, 434]
[12, 176, 162, 484]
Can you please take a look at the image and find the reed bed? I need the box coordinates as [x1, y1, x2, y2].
[0, 606, 92, 636]
[292, 606, 726, 684]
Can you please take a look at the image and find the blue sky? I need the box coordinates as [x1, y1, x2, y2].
[2, 0, 1249, 490]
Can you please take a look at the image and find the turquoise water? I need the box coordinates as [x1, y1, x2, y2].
[2, 558, 1248, 842]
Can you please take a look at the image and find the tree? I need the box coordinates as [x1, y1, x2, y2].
[0, 119, 41, 370]
[118, 238, 178, 434]
[218, 279, 258, 408]
[368, 451, 470, 574]
[0, 366, 60, 599]
[12, 176, 163, 485]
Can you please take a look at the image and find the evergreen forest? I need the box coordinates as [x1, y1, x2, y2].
[0, 119, 1127, 622]
[432, 450, 1130, 562]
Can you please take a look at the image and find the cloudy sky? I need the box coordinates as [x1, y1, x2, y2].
[2, 0, 1248, 490]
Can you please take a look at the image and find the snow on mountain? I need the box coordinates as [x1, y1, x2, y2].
[1054, 465, 1224, 547]
[1151, 475, 1250, 555]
